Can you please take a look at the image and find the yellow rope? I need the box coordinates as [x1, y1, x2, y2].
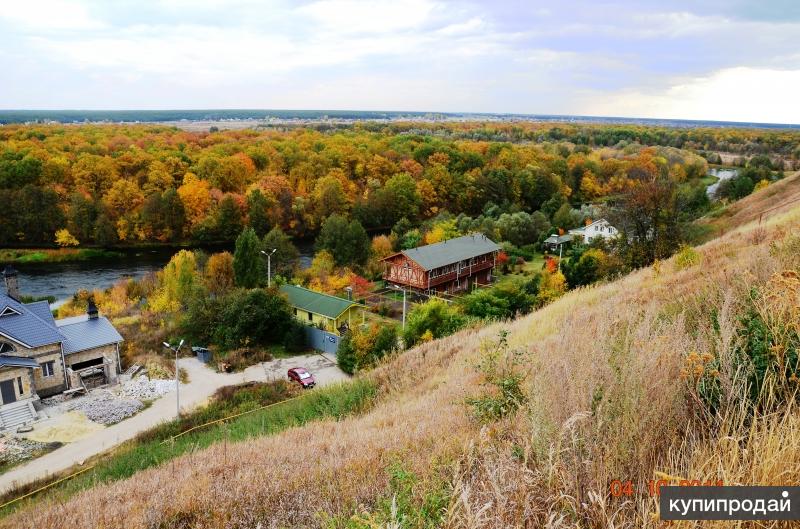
[1, 393, 306, 509]
[159, 393, 305, 445]
[0, 464, 96, 510]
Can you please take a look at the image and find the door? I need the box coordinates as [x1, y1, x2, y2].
[0, 380, 16, 404]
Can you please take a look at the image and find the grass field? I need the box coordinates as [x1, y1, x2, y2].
[0, 379, 376, 519]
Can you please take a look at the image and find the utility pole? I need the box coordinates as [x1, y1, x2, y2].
[392, 284, 407, 329]
[558, 242, 563, 273]
[163, 339, 184, 418]
[260, 248, 277, 287]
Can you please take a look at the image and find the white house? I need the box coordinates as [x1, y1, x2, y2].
[568, 219, 619, 245]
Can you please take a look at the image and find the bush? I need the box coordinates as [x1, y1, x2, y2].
[459, 280, 535, 319]
[338, 323, 399, 374]
[674, 244, 701, 270]
[403, 299, 468, 347]
[466, 331, 527, 422]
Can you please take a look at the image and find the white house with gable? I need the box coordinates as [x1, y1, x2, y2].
[568, 218, 619, 245]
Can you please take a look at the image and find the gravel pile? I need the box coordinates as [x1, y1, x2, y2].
[61, 390, 144, 425]
[0, 436, 56, 465]
[40, 393, 72, 406]
[120, 376, 174, 401]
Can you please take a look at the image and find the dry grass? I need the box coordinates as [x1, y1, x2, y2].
[5, 185, 800, 528]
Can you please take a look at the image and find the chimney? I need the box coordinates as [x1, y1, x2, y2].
[3, 265, 19, 301]
[344, 287, 353, 301]
[87, 297, 99, 320]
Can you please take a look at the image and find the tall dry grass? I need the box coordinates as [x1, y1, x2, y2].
[444, 197, 800, 528]
[4, 187, 800, 528]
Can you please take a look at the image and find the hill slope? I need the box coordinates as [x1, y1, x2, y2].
[5, 182, 800, 528]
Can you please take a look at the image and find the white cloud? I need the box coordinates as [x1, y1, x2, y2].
[296, 0, 437, 34]
[579, 67, 800, 124]
[0, 0, 105, 30]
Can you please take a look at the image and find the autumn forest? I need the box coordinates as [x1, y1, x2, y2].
[0, 122, 797, 264]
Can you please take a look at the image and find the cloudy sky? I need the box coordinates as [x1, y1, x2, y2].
[1, 0, 799, 123]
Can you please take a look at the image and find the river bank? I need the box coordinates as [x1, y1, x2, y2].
[2, 242, 315, 307]
[0, 248, 123, 264]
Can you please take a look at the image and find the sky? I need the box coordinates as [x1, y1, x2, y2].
[1, 0, 799, 123]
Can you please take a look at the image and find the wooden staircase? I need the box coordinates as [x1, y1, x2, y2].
[0, 400, 38, 431]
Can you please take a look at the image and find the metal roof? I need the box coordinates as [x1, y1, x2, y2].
[55, 315, 124, 355]
[0, 293, 64, 348]
[544, 234, 573, 244]
[280, 284, 358, 320]
[0, 354, 39, 369]
[397, 234, 500, 271]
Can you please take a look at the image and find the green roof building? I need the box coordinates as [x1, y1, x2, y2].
[280, 284, 364, 335]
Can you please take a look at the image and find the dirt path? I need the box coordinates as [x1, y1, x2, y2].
[0, 353, 347, 495]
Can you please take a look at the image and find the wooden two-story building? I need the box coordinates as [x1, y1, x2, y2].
[382, 234, 500, 294]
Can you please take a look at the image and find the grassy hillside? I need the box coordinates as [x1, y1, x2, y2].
[5, 182, 800, 528]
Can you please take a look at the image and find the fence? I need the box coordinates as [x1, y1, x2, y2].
[304, 326, 340, 355]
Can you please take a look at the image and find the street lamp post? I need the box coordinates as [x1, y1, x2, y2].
[162, 339, 184, 418]
[260, 248, 277, 288]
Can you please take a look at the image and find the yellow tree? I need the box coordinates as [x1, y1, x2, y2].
[205, 252, 235, 295]
[104, 179, 144, 219]
[177, 173, 212, 228]
[143, 160, 174, 195]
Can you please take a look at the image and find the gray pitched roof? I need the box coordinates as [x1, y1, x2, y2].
[397, 234, 500, 271]
[0, 293, 64, 348]
[56, 315, 124, 355]
[544, 234, 573, 244]
[25, 300, 57, 328]
[0, 354, 39, 369]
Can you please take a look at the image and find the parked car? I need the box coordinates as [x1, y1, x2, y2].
[287, 367, 316, 388]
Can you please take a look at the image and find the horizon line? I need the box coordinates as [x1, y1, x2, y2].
[1, 108, 798, 129]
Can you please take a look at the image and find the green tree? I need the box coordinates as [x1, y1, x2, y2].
[233, 227, 265, 288]
[316, 214, 370, 267]
[247, 188, 272, 237]
[93, 213, 118, 246]
[67, 192, 98, 242]
[496, 211, 550, 247]
[215, 195, 244, 241]
[161, 188, 186, 241]
[262, 226, 300, 276]
[213, 289, 293, 349]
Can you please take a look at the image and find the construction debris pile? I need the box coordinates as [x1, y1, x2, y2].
[39, 376, 175, 426]
[0, 435, 58, 466]
[119, 376, 175, 401]
[60, 390, 143, 425]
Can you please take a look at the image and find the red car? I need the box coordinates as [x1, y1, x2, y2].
[287, 367, 316, 388]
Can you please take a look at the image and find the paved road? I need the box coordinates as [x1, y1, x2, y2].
[0, 353, 347, 495]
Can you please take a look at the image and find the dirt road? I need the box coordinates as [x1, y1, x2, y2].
[0, 353, 347, 495]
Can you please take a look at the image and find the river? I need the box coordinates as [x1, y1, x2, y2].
[9, 243, 314, 308]
[706, 167, 739, 197]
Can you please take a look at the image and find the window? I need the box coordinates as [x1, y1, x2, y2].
[17, 377, 23, 394]
[307, 312, 313, 322]
[41, 361, 55, 377]
[0, 341, 14, 354]
[293, 308, 298, 316]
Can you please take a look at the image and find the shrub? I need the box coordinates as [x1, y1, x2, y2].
[403, 299, 467, 347]
[459, 280, 535, 319]
[674, 244, 702, 270]
[466, 331, 527, 422]
[338, 323, 399, 374]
